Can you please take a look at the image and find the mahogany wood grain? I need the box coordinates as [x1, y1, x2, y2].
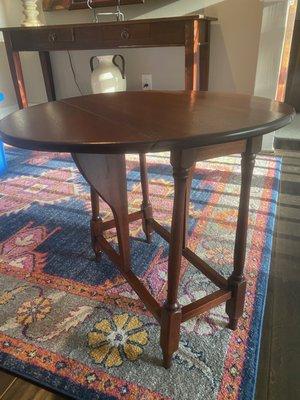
[0, 92, 294, 154]
[182, 290, 232, 323]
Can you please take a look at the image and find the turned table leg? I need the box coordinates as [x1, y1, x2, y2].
[183, 164, 195, 249]
[226, 141, 256, 330]
[139, 154, 153, 243]
[160, 150, 195, 368]
[90, 187, 102, 261]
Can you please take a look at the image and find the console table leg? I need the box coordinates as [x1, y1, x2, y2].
[226, 142, 256, 330]
[39, 51, 56, 102]
[160, 150, 195, 368]
[139, 154, 153, 243]
[3, 32, 28, 109]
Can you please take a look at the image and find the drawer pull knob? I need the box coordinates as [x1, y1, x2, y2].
[49, 33, 57, 42]
[121, 29, 130, 40]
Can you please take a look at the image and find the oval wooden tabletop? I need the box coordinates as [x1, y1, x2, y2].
[0, 91, 294, 154]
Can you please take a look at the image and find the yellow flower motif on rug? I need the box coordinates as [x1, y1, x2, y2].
[16, 297, 52, 325]
[88, 313, 149, 368]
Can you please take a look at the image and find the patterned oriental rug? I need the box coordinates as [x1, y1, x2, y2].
[0, 146, 281, 400]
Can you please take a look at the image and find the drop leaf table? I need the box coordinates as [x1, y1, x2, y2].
[0, 91, 294, 368]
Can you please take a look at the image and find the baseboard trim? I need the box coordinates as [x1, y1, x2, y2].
[274, 137, 300, 151]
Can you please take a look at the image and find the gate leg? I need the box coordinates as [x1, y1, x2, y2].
[139, 153, 153, 243]
[73, 153, 131, 271]
[226, 141, 256, 330]
[160, 149, 195, 368]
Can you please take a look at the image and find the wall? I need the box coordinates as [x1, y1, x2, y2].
[0, 0, 263, 109]
[206, 0, 262, 94]
[0, 0, 49, 108]
[0, 1, 15, 108]
[285, 2, 300, 110]
[254, 0, 290, 150]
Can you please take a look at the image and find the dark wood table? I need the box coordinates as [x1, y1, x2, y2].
[0, 15, 215, 201]
[0, 91, 294, 369]
[0, 15, 215, 109]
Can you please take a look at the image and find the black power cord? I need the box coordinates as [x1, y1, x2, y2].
[67, 50, 84, 96]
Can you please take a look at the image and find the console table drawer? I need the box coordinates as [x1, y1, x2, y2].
[150, 21, 185, 45]
[101, 23, 150, 43]
[11, 28, 75, 50]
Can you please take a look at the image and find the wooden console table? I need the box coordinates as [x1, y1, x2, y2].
[0, 15, 216, 109]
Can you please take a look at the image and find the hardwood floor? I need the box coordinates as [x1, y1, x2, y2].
[256, 150, 300, 399]
[0, 151, 299, 399]
[0, 372, 16, 397]
[0, 371, 67, 400]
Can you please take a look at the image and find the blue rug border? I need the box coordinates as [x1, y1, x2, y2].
[238, 156, 282, 400]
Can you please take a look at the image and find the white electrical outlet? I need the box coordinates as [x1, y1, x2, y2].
[142, 74, 152, 90]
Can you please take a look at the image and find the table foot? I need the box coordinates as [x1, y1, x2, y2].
[90, 219, 103, 254]
[163, 354, 173, 369]
[228, 318, 238, 331]
[143, 221, 152, 244]
[94, 252, 102, 262]
[141, 203, 153, 244]
[226, 279, 246, 330]
[160, 303, 182, 370]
